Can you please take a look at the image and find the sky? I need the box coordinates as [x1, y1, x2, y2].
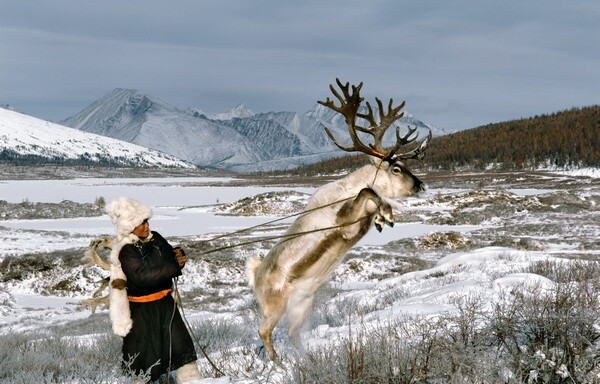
[1, 0, 599, 132]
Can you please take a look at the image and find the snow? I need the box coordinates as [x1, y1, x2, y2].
[559, 167, 600, 178]
[0, 107, 193, 167]
[209, 104, 255, 121]
[0, 171, 598, 382]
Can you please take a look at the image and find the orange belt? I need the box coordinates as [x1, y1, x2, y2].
[128, 289, 171, 303]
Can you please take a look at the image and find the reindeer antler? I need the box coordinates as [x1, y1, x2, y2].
[318, 78, 431, 162]
[79, 236, 113, 313]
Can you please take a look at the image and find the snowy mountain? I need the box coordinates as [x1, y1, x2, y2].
[208, 103, 254, 121]
[0, 108, 193, 168]
[59, 89, 264, 169]
[59, 88, 442, 172]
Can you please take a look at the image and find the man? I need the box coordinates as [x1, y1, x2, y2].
[106, 197, 200, 383]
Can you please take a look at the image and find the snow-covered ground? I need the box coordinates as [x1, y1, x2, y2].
[0, 169, 598, 383]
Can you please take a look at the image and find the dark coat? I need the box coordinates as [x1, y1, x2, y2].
[119, 231, 197, 382]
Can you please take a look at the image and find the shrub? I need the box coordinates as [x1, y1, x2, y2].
[286, 260, 600, 383]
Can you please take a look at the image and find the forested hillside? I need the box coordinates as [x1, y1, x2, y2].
[285, 105, 600, 176]
[425, 105, 599, 170]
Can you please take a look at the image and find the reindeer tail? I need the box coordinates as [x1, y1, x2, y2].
[246, 256, 261, 288]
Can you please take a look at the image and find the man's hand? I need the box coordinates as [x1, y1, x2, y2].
[173, 247, 187, 268]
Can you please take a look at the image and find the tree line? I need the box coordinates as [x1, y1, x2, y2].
[283, 105, 600, 176]
[423, 105, 599, 170]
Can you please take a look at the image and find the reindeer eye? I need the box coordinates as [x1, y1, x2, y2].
[392, 165, 404, 174]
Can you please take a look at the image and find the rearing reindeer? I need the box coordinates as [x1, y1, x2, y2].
[246, 79, 431, 361]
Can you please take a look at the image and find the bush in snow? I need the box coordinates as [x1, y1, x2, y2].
[286, 260, 600, 383]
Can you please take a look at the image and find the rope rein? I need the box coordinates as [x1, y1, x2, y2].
[173, 277, 225, 378]
[166, 289, 176, 384]
[193, 161, 388, 257]
[171, 187, 384, 377]
[196, 212, 373, 256]
[199, 194, 355, 242]
[192, 194, 358, 257]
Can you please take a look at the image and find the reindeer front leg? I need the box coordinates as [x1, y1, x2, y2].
[337, 188, 394, 239]
[374, 200, 394, 232]
[286, 288, 315, 354]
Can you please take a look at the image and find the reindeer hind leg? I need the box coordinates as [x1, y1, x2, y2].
[256, 288, 289, 362]
[286, 292, 315, 355]
[258, 311, 286, 362]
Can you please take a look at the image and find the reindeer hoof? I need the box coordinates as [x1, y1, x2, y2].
[255, 345, 267, 359]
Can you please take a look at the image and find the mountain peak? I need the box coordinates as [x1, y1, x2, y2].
[184, 107, 207, 118]
[210, 104, 254, 120]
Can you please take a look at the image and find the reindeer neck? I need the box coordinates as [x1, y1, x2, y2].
[308, 164, 384, 209]
[337, 163, 385, 193]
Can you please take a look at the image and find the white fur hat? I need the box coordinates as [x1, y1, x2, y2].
[106, 197, 152, 239]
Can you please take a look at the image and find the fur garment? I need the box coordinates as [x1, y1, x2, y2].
[106, 197, 153, 336]
[106, 197, 152, 241]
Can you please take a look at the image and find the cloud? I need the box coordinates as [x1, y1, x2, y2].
[1, 0, 598, 131]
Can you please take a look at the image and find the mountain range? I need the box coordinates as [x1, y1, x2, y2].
[2, 89, 442, 172]
[0, 107, 193, 168]
[59, 88, 442, 172]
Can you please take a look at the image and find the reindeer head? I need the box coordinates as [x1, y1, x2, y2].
[318, 78, 431, 198]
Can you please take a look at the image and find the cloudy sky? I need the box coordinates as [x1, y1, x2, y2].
[1, 0, 599, 132]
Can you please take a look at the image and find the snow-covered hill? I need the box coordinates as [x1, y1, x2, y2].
[60, 88, 442, 172]
[0, 107, 193, 168]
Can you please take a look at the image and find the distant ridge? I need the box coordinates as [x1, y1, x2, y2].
[59, 88, 440, 172]
[283, 105, 600, 175]
[423, 105, 600, 170]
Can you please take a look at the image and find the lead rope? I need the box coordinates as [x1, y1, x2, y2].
[172, 212, 375, 378]
[189, 194, 357, 258]
[172, 277, 225, 377]
[168, 188, 380, 377]
[198, 194, 355, 243]
[193, 165, 388, 257]
[194, 211, 373, 257]
[167, 286, 176, 384]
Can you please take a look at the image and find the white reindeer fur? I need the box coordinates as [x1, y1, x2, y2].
[310, 159, 417, 206]
[247, 156, 423, 361]
[249, 159, 413, 288]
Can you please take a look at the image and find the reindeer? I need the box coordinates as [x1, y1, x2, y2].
[246, 79, 431, 361]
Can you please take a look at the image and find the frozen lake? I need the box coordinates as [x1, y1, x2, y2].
[0, 176, 297, 206]
[0, 176, 479, 257]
